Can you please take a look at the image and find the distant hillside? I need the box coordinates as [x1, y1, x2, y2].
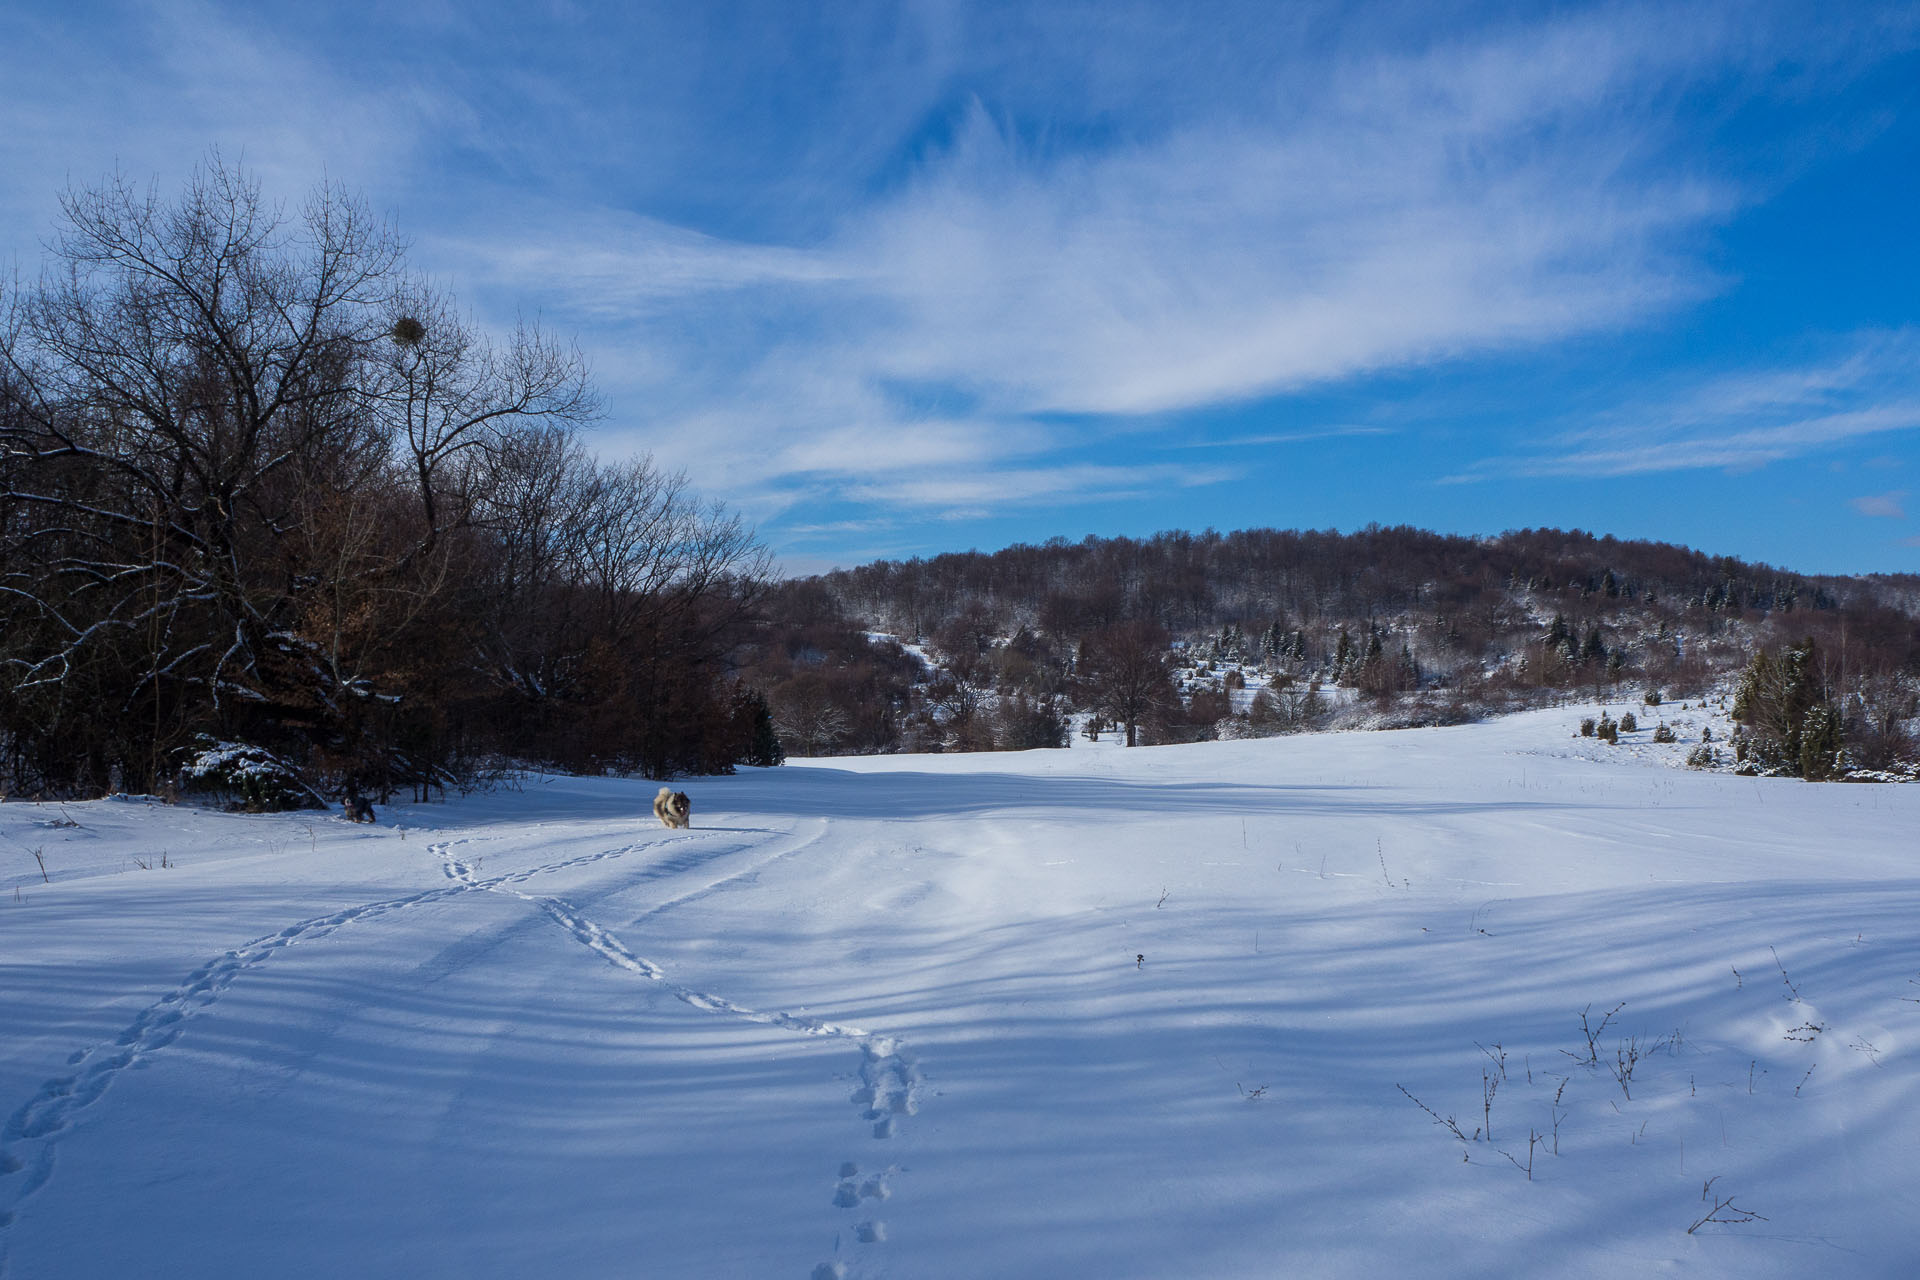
[738, 526, 1920, 770]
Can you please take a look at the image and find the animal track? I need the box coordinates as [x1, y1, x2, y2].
[434, 833, 925, 1279]
[0, 879, 479, 1243]
[854, 1037, 921, 1138]
[0, 831, 698, 1244]
[832, 1163, 894, 1207]
[2, 817, 916, 1280]
[816, 1046, 917, 1273]
[432, 829, 926, 1277]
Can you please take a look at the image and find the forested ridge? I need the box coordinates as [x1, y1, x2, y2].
[744, 526, 1920, 774]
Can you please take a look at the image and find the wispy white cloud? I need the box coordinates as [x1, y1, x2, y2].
[845, 61, 1730, 417]
[445, 4, 1801, 519]
[1173, 426, 1394, 450]
[1454, 330, 1920, 480]
[0, 1, 451, 244]
[440, 213, 854, 319]
[845, 460, 1239, 510]
[1851, 491, 1909, 519]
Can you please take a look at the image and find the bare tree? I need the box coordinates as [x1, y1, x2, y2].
[370, 279, 596, 554]
[1080, 620, 1174, 747]
[771, 673, 852, 757]
[0, 161, 415, 785]
[0, 156, 762, 796]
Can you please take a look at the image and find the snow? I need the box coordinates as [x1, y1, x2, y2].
[3, 708, 1918, 1278]
[862, 631, 935, 675]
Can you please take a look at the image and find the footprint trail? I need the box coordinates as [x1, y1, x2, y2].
[0, 877, 482, 1252]
[431, 832, 925, 1277]
[0, 817, 922, 1280]
[0, 828, 688, 1251]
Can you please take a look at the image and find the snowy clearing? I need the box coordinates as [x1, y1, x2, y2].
[3, 708, 1918, 1278]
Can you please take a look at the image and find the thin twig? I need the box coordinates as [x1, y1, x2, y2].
[1396, 1084, 1468, 1141]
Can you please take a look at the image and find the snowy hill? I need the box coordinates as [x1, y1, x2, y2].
[4, 711, 1917, 1278]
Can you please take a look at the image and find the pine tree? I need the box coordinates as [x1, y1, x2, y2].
[1581, 628, 1607, 667]
[1799, 702, 1845, 781]
[1732, 638, 1840, 778]
[740, 687, 785, 768]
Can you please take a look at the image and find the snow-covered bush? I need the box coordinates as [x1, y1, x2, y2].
[1215, 715, 1256, 741]
[177, 741, 325, 812]
[1686, 745, 1718, 769]
[1580, 717, 1597, 737]
[1620, 712, 1638, 733]
[1652, 723, 1677, 744]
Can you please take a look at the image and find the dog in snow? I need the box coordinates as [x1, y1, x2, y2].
[342, 784, 377, 824]
[653, 787, 691, 829]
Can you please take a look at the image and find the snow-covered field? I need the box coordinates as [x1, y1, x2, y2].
[4, 708, 1917, 1278]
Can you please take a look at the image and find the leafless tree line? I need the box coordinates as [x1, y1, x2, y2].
[739, 522, 1919, 759]
[1, 158, 770, 798]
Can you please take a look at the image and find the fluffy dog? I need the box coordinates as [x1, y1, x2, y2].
[653, 786, 691, 829]
[342, 786, 377, 824]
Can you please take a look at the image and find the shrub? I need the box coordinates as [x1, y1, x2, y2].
[1580, 717, 1597, 737]
[997, 694, 1070, 750]
[177, 741, 326, 812]
[1597, 714, 1619, 744]
[1686, 745, 1718, 769]
[1652, 723, 1677, 744]
[1644, 689, 1663, 706]
[1620, 712, 1638, 733]
[1214, 715, 1256, 741]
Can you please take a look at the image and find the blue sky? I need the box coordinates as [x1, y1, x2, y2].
[5, 1, 1919, 575]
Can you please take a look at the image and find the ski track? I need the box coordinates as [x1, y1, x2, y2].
[0, 815, 923, 1280]
[434, 830, 925, 1278]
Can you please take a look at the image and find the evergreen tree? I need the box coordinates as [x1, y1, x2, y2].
[739, 686, 785, 768]
[1581, 629, 1607, 666]
[1732, 638, 1841, 778]
[1799, 702, 1845, 781]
